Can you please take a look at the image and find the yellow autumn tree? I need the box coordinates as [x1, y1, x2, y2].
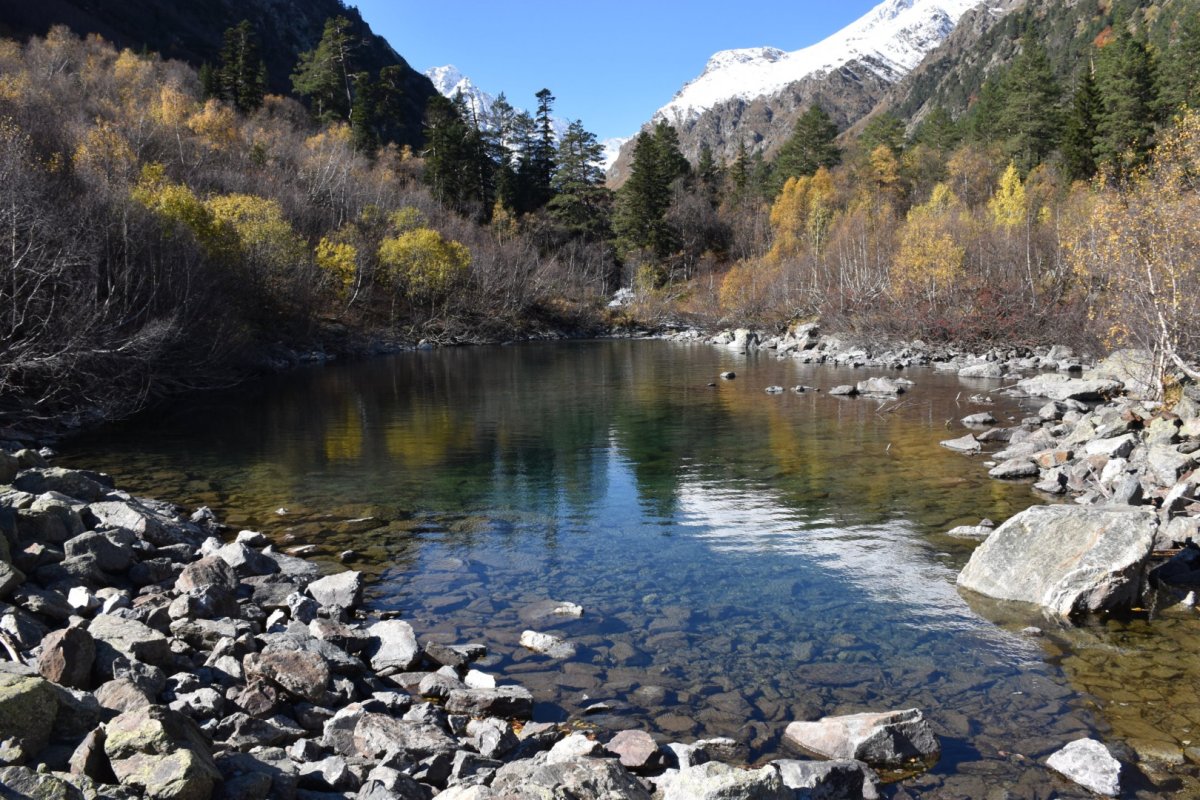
[988, 163, 1028, 230]
[205, 193, 306, 285]
[131, 164, 234, 256]
[315, 237, 358, 297]
[378, 228, 471, 305]
[767, 167, 835, 264]
[892, 183, 965, 306]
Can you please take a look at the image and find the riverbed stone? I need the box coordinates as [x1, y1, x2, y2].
[988, 458, 1039, 479]
[959, 362, 1004, 379]
[491, 755, 652, 800]
[244, 648, 330, 702]
[15, 469, 111, 503]
[0, 766, 85, 800]
[351, 714, 457, 762]
[37, 627, 95, 690]
[962, 412, 997, 426]
[607, 729, 662, 773]
[104, 706, 220, 800]
[519, 630, 576, 658]
[0, 672, 59, 764]
[1046, 738, 1121, 797]
[957, 505, 1158, 617]
[88, 613, 171, 671]
[783, 708, 939, 768]
[1017, 374, 1123, 402]
[446, 686, 534, 719]
[856, 377, 905, 396]
[663, 762, 789, 800]
[307, 571, 363, 609]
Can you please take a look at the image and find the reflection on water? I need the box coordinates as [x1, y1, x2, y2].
[63, 340, 1198, 796]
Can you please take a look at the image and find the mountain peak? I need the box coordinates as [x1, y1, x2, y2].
[657, 0, 985, 124]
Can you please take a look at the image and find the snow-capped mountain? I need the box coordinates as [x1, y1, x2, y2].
[610, 0, 1004, 184]
[658, 0, 983, 125]
[424, 64, 571, 142]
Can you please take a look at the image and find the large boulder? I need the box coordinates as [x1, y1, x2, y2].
[855, 377, 905, 396]
[243, 648, 330, 702]
[37, 627, 96, 690]
[0, 672, 59, 764]
[14, 469, 111, 503]
[0, 766, 85, 800]
[1016, 374, 1122, 402]
[1046, 738, 1121, 797]
[491, 756, 652, 800]
[663, 762, 789, 800]
[88, 614, 172, 672]
[957, 505, 1159, 617]
[958, 362, 1004, 379]
[104, 706, 220, 800]
[350, 714, 457, 762]
[1088, 349, 1156, 398]
[783, 708, 939, 768]
[306, 571, 363, 609]
[445, 687, 534, 719]
[366, 620, 419, 674]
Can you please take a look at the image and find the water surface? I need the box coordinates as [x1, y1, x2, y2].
[66, 340, 1200, 797]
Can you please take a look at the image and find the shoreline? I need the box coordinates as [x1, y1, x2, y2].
[3, 332, 1197, 799]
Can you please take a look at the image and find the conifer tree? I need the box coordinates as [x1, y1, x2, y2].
[423, 94, 477, 210]
[911, 106, 960, 152]
[516, 89, 557, 213]
[349, 72, 376, 154]
[1094, 30, 1158, 175]
[292, 16, 357, 122]
[1160, 7, 1200, 113]
[998, 36, 1061, 174]
[614, 121, 690, 258]
[217, 21, 267, 113]
[1062, 68, 1101, 181]
[858, 113, 905, 156]
[198, 62, 219, 101]
[773, 105, 840, 192]
[548, 120, 612, 240]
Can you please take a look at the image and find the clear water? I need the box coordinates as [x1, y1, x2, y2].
[64, 340, 1200, 797]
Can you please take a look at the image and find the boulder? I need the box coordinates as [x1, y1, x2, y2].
[783, 708, 939, 768]
[957, 505, 1158, 617]
[940, 435, 981, 454]
[14, 469, 111, 503]
[663, 762, 789, 800]
[491, 756, 651, 800]
[988, 459, 1039, 479]
[306, 571, 363, 609]
[828, 385, 858, 397]
[88, 614, 171, 671]
[773, 759, 880, 800]
[350, 714, 457, 762]
[95, 678, 153, 713]
[1046, 738, 1121, 797]
[519, 630, 576, 658]
[0, 766, 85, 800]
[855, 378, 905, 396]
[607, 729, 662, 773]
[37, 627, 96, 690]
[1016, 374, 1122, 402]
[958, 362, 1004, 379]
[104, 706, 220, 800]
[0, 561, 23, 599]
[243, 648, 330, 702]
[445, 687, 534, 719]
[175, 557, 238, 593]
[214, 542, 278, 577]
[1088, 349, 1156, 398]
[367, 620, 420, 674]
[961, 412, 997, 426]
[0, 672, 59, 764]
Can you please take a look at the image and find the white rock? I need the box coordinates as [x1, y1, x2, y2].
[1046, 738, 1121, 796]
[464, 669, 496, 689]
[519, 630, 577, 659]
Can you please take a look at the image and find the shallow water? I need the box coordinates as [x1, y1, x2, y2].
[64, 340, 1200, 797]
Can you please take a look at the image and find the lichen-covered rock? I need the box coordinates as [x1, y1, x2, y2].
[0, 672, 59, 764]
[104, 706, 220, 800]
[0, 765, 85, 800]
[957, 505, 1158, 617]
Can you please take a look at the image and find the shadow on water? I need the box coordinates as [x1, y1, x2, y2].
[62, 340, 1199, 797]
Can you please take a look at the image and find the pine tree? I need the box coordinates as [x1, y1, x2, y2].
[614, 121, 690, 258]
[773, 105, 841, 192]
[1062, 68, 1101, 181]
[728, 138, 750, 199]
[998, 36, 1061, 174]
[858, 113, 905, 156]
[515, 88, 557, 213]
[423, 94, 476, 209]
[1094, 30, 1158, 175]
[1160, 6, 1200, 113]
[217, 21, 267, 113]
[911, 106, 960, 152]
[548, 120, 612, 240]
[349, 72, 376, 154]
[291, 16, 357, 122]
[962, 74, 1008, 144]
[696, 143, 721, 204]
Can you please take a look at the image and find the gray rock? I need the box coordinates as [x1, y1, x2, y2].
[1084, 434, 1138, 460]
[988, 458, 1039, 479]
[961, 412, 997, 426]
[0, 561, 23, 599]
[940, 435, 981, 454]
[773, 759, 880, 800]
[69, 726, 116, 784]
[104, 705, 221, 800]
[663, 762, 789, 800]
[958, 362, 1004, 379]
[1017, 374, 1123, 402]
[519, 630, 576, 658]
[546, 732, 607, 764]
[1088, 349, 1156, 398]
[446, 686, 534, 719]
[244, 648, 331, 703]
[215, 542, 279, 577]
[957, 505, 1159, 617]
[351, 714, 457, 761]
[14, 469, 111, 503]
[784, 708, 939, 768]
[607, 729, 662, 773]
[467, 718, 518, 760]
[88, 614, 171, 671]
[95, 677, 153, 713]
[367, 620, 419, 674]
[828, 385, 858, 397]
[0, 766, 85, 800]
[491, 755, 651, 800]
[855, 378, 904, 396]
[175, 556, 239, 593]
[1046, 738, 1121, 797]
[63, 531, 132, 573]
[0, 672, 59, 764]
[306, 571, 363, 609]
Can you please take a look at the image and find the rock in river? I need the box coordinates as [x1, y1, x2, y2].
[783, 708, 939, 768]
[1046, 738, 1121, 797]
[519, 629, 576, 658]
[957, 505, 1158, 618]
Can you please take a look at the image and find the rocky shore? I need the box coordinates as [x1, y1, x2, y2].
[0, 446, 950, 799]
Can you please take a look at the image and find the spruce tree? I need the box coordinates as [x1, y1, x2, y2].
[292, 16, 357, 121]
[516, 88, 557, 213]
[218, 21, 267, 113]
[198, 62, 219, 101]
[858, 113, 905, 156]
[773, 105, 840, 192]
[1062, 68, 1101, 181]
[911, 106, 960, 152]
[548, 120, 612, 240]
[1160, 7, 1200, 113]
[423, 94, 477, 209]
[349, 72, 376, 154]
[998, 36, 1061, 174]
[614, 121, 690, 258]
[1094, 30, 1158, 175]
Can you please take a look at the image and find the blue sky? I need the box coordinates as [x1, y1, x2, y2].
[353, 1, 880, 141]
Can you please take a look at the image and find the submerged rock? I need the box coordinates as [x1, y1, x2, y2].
[940, 434, 981, 454]
[1046, 738, 1121, 796]
[957, 505, 1158, 617]
[783, 708, 939, 768]
[519, 630, 576, 659]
